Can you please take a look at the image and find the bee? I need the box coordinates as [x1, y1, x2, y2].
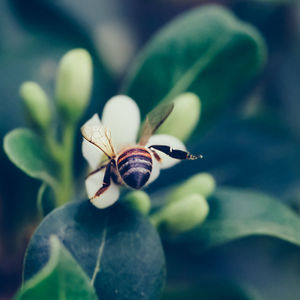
[81, 103, 202, 200]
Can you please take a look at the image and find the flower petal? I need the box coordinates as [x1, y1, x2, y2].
[81, 114, 104, 169]
[102, 95, 140, 152]
[146, 152, 160, 185]
[147, 134, 187, 169]
[85, 169, 120, 209]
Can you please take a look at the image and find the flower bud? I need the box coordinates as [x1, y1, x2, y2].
[169, 173, 216, 203]
[55, 49, 92, 122]
[123, 190, 151, 215]
[157, 93, 201, 141]
[152, 194, 209, 234]
[20, 81, 51, 131]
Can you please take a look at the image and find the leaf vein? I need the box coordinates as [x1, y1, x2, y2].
[91, 226, 107, 286]
[162, 33, 232, 103]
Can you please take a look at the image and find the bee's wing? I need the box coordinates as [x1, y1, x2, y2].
[81, 124, 115, 158]
[139, 102, 174, 146]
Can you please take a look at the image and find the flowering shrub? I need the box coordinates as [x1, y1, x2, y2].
[4, 4, 300, 300]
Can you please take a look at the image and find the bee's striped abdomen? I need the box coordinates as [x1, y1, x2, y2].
[117, 147, 152, 189]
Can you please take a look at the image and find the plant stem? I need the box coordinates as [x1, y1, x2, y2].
[45, 134, 63, 163]
[57, 122, 76, 206]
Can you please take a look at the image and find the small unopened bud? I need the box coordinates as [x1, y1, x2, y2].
[157, 93, 201, 141]
[151, 194, 209, 234]
[169, 173, 216, 203]
[123, 190, 151, 215]
[20, 82, 51, 131]
[55, 49, 92, 122]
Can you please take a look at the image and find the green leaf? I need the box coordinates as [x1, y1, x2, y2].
[15, 236, 97, 300]
[37, 183, 56, 216]
[169, 188, 300, 250]
[3, 128, 58, 187]
[123, 5, 266, 128]
[23, 201, 166, 300]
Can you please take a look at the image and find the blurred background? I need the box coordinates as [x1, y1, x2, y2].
[1, 0, 300, 299]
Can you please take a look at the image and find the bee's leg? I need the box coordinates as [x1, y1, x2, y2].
[85, 161, 110, 179]
[149, 145, 203, 160]
[151, 149, 162, 162]
[90, 161, 112, 200]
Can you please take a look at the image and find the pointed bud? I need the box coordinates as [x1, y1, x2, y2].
[55, 49, 92, 122]
[123, 191, 151, 215]
[157, 93, 201, 141]
[151, 194, 209, 234]
[169, 173, 216, 203]
[20, 82, 52, 131]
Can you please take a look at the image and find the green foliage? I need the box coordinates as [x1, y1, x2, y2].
[37, 183, 56, 216]
[3, 128, 58, 188]
[150, 172, 214, 234]
[3, 49, 94, 211]
[152, 194, 209, 234]
[168, 173, 216, 202]
[123, 190, 151, 215]
[6, 3, 300, 299]
[156, 93, 201, 141]
[55, 49, 93, 122]
[20, 82, 52, 131]
[171, 188, 300, 250]
[123, 5, 266, 129]
[23, 201, 166, 300]
[14, 236, 97, 300]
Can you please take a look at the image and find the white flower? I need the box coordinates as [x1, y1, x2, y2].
[82, 95, 187, 209]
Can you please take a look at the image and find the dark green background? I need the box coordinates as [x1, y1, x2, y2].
[1, 1, 300, 299]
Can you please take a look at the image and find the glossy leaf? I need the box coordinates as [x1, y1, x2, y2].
[123, 5, 266, 127]
[24, 200, 165, 300]
[15, 236, 97, 300]
[3, 128, 58, 187]
[168, 188, 300, 250]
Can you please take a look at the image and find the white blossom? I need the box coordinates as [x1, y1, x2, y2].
[82, 95, 186, 209]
